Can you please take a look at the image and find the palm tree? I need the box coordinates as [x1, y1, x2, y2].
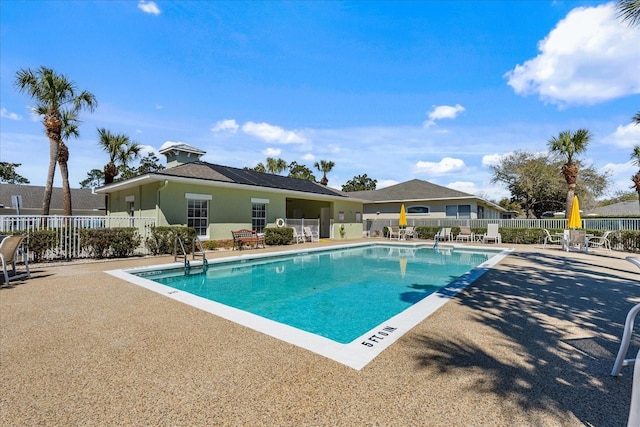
[97, 128, 141, 184]
[14, 66, 97, 215]
[548, 129, 592, 217]
[314, 160, 335, 186]
[265, 157, 288, 175]
[618, 0, 640, 26]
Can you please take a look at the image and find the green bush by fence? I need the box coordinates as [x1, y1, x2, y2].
[264, 227, 293, 245]
[80, 228, 142, 259]
[144, 226, 197, 255]
[25, 229, 58, 262]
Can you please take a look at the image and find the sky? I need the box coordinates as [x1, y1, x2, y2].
[1, 0, 639, 201]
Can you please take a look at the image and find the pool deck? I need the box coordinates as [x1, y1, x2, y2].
[1, 240, 639, 426]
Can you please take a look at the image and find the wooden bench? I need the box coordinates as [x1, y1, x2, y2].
[231, 229, 265, 251]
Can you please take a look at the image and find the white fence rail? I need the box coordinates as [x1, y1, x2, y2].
[0, 215, 156, 260]
[365, 218, 640, 238]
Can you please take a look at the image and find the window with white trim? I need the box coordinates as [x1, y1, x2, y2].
[185, 193, 211, 237]
[445, 204, 471, 219]
[252, 202, 267, 232]
[407, 205, 430, 214]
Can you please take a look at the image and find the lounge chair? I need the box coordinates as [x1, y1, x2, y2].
[435, 228, 452, 242]
[388, 226, 401, 240]
[482, 224, 501, 244]
[456, 226, 474, 242]
[403, 226, 415, 240]
[291, 228, 305, 244]
[565, 229, 587, 252]
[543, 229, 562, 249]
[588, 230, 613, 253]
[0, 235, 30, 284]
[303, 226, 319, 242]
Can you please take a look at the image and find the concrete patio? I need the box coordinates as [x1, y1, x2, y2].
[1, 241, 638, 426]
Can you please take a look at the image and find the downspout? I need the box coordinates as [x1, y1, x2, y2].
[156, 180, 169, 225]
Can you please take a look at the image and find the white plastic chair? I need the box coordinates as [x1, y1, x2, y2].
[303, 226, 319, 242]
[482, 224, 501, 244]
[588, 230, 613, 253]
[542, 229, 562, 249]
[0, 235, 30, 284]
[291, 228, 304, 244]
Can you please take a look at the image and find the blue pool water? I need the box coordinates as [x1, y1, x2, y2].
[135, 245, 494, 344]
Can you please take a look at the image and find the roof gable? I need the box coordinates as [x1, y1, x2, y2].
[350, 179, 473, 202]
[0, 184, 105, 210]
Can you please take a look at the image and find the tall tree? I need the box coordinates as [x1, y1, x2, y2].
[342, 174, 377, 192]
[548, 129, 592, 218]
[287, 161, 316, 181]
[97, 128, 141, 184]
[490, 150, 608, 218]
[265, 157, 288, 175]
[136, 153, 165, 175]
[79, 169, 104, 189]
[14, 66, 97, 215]
[314, 160, 335, 186]
[0, 162, 30, 184]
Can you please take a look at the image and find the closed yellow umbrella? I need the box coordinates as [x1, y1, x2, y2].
[568, 195, 582, 229]
[399, 204, 407, 227]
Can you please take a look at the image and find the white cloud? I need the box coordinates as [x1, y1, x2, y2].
[138, 144, 157, 157]
[415, 157, 466, 175]
[603, 122, 640, 148]
[602, 160, 636, 193]
[447, 181, 478, 194]
[302, 153, 315, 161]
[424, 104, 465, 127]
[0, 108, 21, 120]
[263, 147, 281, 157]
[242, 121, 307, 144]
[505, 2, 640, 106]
[481, 153, 510, 167]
[376, 179, 399, 189]
[138, 1, 161, 15]
[211, 119, 239, 133]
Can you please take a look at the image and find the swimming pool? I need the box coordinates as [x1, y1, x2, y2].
[108, 242, 511, 370]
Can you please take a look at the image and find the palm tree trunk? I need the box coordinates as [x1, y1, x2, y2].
[58, 141, 72, 216]
[42, 113, 62, 216]
[562, 162, 579, 218]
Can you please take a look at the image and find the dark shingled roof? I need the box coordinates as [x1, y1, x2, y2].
[156, 162, 347, 198]
[0, 184, 105, 210]
[350, 179, 474, 202]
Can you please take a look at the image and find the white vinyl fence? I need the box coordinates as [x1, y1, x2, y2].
[364, 218, 640, 239]
[0, 215, 156, 261]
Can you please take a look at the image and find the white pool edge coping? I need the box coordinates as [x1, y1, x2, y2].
[106, 242, 513, 371]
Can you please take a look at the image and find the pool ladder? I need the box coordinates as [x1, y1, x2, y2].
[174, 236, 208, 269]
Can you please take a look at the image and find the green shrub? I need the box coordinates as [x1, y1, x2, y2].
[145, 226, 197, 255]
[264, 227, 292, 245]
[25, 229, 58, 263]
[80, 228, 142, 258]
[109, 228, 142, 258]
[202, 240, 217, 250]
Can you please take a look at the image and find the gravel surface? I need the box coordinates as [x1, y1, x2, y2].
[1, 242, 638, 426]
